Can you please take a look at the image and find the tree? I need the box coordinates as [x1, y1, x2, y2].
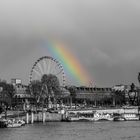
[41, 74, 62, 109]
[0, 81, 15, 108]
[137, 73, 140, 106]
[0, 106, 4, 114]
[113, 90, 125, 106]
[5, 84, 15, 99]
[128, 83, 137, 105]
[67, 86, 77, 108]
[41, 74, 61, 97]
[111, 86, 126, 106]
[30, 80, 42, 104]
[138, 73, 140, 85]
[30, 74, 62, 109]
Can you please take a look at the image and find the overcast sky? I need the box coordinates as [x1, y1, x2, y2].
[0, 0, 140, 87]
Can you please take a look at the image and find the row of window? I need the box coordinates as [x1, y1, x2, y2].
[14, 95, 31, 98]
[76, 87, 112, 92]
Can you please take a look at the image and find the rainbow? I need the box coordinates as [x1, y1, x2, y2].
[42, 40, 92, 86]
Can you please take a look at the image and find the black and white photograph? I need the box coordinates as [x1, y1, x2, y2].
[0, 0, 140, 140]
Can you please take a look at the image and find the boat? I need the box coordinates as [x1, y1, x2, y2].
[113, 116, 126, 121]
[66, 111, 114, 122]
[16, 119, 25, 126]
[67, 112, 95, 122]
[113, 113, 126, 121]
[7, 123, 22, 128]
[113, 113, 139, 121]
[6, 119, 22, 128]
[0, 118, 25, 128]
[122, 113, 139, 121]
[94, 112, 114, 121]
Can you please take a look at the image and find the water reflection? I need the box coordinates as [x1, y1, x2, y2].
[0, 121, 140, 140]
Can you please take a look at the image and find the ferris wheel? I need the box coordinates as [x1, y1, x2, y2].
[30, 56, 66, 87]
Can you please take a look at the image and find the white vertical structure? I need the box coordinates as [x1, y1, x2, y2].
[31, 112, 34, 124]
[42, 112, 46, 123]
[26, 112, 29, 124]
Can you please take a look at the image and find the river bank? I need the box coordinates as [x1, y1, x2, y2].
[0, 106, 139, 123]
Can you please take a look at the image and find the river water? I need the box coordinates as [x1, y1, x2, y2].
[0, 121, 140, 140]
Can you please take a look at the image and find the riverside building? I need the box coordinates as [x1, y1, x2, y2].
[11, 79, 33, 110]
[8, 78, 140, 109]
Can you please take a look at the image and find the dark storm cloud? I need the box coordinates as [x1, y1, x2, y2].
[0, 0, 140, 86]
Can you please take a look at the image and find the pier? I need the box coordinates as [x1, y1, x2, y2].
[25, 111, 63, 124]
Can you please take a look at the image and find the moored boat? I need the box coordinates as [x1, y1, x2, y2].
[16, 119, 26, 126]
[113, 117, 126, 121]
[6, 119, 25, 128]
[113, 113, 126, 121]
[66, 111, 114, 122]
[94, 112, 114, 121]
[67, 112, 95, 122]
[7, 123, 22, 128]
[122, 113, 139, 121]
[113, 113, 139, 121]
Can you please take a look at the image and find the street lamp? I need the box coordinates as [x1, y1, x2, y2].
[137, 73, 140, 114]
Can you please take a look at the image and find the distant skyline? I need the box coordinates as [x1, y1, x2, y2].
[0, 0, 140, 86]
